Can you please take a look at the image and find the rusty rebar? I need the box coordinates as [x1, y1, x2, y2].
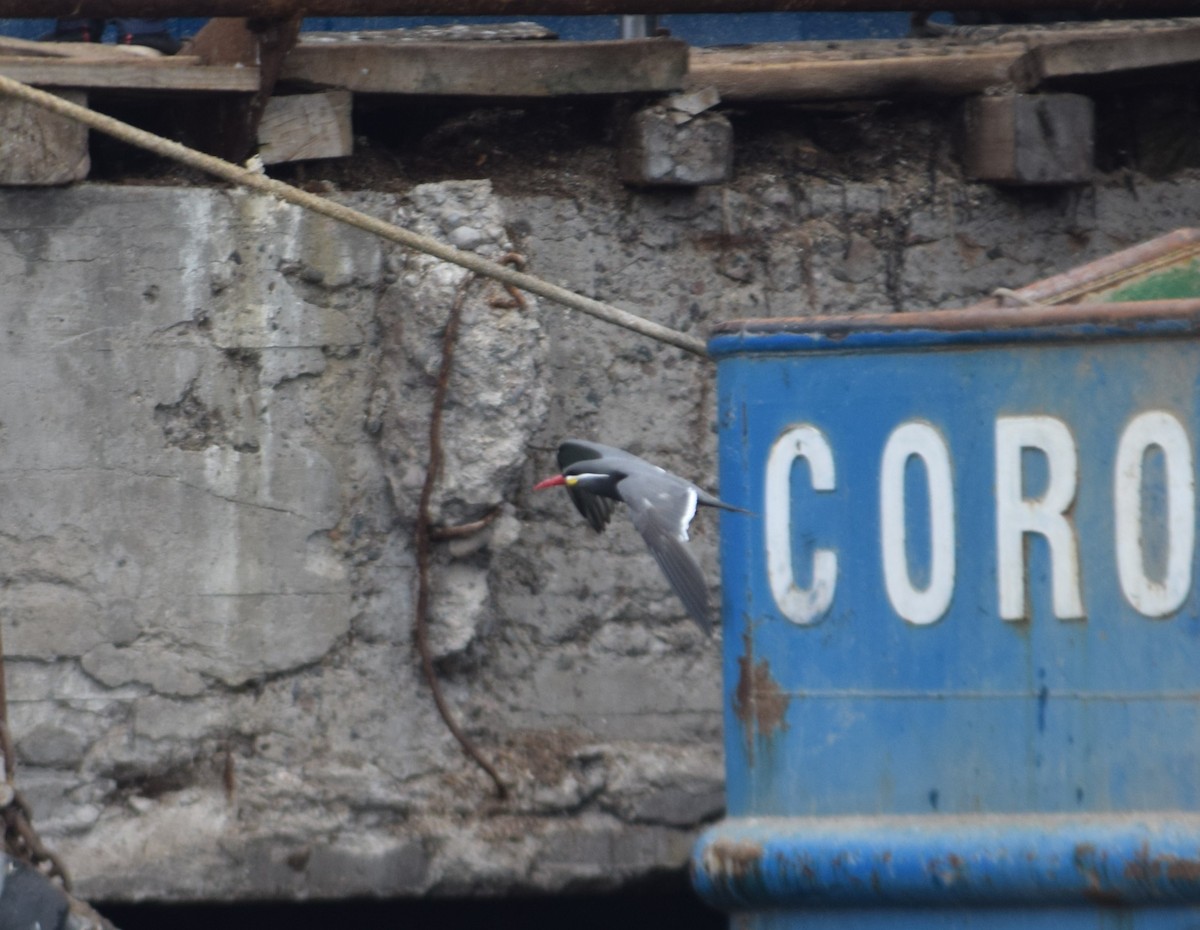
[0, 0, 1194, 16]
[413, 277, 509, 800]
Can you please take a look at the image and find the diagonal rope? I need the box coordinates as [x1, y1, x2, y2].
[0, 72, 709, 358]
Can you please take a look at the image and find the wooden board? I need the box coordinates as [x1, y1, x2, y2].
[280, 38, 687, 96]
[1011, 25, 1200, 90]
[0, 35, 163, 60]
[687, 18, 1200, 102]
[0, 56, 259, 91]
[257, 90, 352, 164]
[689, 42, 1023, 101]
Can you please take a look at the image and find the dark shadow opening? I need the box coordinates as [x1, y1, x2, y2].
[100, 870, 724, 930]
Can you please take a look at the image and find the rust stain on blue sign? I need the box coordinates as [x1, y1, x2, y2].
[732, 633, 789, 763]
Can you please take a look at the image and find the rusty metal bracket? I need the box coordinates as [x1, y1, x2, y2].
[182, 15, 301, 164]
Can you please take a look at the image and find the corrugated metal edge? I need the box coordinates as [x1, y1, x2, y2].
[708, 298, 1200, 356]
[692, 813, 1200, 910]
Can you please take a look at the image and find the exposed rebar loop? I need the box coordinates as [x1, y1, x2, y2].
[413, 276, 509, 799]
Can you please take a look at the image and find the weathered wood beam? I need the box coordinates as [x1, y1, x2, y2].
[0, 0, 1192, 16]
[0, 35, 164, 59]
[280, 38, 687, 96]
[689, 42, 1022, 101]
[687, 19, 1200, 102]
[1011, 23, 1200, 89]
[0, 57, 259, 91]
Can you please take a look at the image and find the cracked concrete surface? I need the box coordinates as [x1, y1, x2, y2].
[0, 159, 1197, 903]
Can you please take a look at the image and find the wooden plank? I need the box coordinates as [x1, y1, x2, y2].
[257, 90, 352, 163]
[1011, 25, 1200, 90]
[960, 93, 1093, 185]
[0, 89, 88, 185]
[686, 19, 1200, 102]
[943, 16, 1200, 48]
[689, 43, 1023, 102]
[0, 57, 259, 91]
[280, 38, 687, 96]
[0, 35, 165, 59]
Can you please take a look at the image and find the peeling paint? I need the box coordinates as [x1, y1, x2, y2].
[693, 813, 1200, 912]
[701, 838, 764, 885]
[1124, 843, 1200, 887]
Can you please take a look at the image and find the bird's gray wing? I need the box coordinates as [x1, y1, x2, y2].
[557, 439, 615, 533]
[619, 474, 711, 634]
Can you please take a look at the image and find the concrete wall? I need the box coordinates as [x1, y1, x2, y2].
[0, 148, 1198, 902]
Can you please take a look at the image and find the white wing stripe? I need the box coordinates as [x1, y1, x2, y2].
[678, 488, 698, 541]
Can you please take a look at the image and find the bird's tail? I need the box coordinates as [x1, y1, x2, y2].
[697, 489, 754, 515]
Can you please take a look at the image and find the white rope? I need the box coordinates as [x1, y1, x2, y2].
[0, 72, 709, 358]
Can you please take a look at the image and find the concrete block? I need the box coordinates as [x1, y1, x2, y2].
[960, 93, 1094, 186]
[0, 90, 89, 186]
[619, 103, 734, 187]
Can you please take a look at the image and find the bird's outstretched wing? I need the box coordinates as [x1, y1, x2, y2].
[619, 473, 711, 633]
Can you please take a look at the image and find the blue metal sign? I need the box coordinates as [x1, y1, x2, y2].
[693, 300, 1200, 928]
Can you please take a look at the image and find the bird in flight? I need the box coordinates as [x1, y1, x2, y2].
[533, 439, 747, 634]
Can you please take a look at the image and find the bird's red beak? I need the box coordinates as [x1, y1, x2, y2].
[533, 474, 567, 491]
